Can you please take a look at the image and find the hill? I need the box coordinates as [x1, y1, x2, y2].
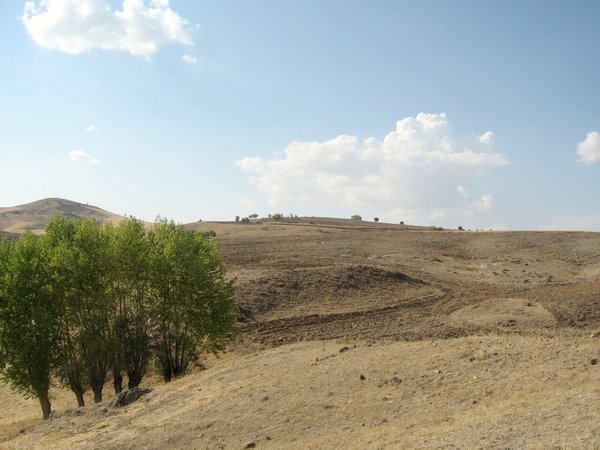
[3, 215, 600, 447]
[0, 198, 124, 234]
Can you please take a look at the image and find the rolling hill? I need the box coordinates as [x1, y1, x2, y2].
[2, 203, 600, 447]
[0, 198, 124, 234]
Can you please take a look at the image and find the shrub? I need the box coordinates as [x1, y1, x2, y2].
[374, 217, 379, 223]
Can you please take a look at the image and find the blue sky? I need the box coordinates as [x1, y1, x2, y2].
[1, 1, 599, 230]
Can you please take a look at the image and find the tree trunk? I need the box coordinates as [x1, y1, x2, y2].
[127, 368, 143, 389]
[91, 383, 103, 403]
[113, 369, 123, 395]
[38, 389, 52, 420]
[70, 383, 85, 407]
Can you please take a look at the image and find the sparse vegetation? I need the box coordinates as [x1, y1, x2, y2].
[271, 213, 283, 220]
[249, 213, 258, 219]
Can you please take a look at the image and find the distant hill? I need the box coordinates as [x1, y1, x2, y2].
[0, 198, 124, 234]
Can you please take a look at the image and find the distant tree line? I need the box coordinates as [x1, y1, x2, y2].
[0, 217, 236, 419]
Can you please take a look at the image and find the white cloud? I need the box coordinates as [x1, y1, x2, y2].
[542, 214, 600, 231]
[479, 131, 494, 145]
[577, 131, 600, 164]
[84, 124, 96, 132]
[181, 54, 198, 64]
[474, 193, 494, 212]
[69, 149, 100, 165]
[239, 198, 257, 208]
[237, 113, 508, 223]
[22, 0, 193, 58]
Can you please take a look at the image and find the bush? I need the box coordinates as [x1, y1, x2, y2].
[235, 216, 240, 222]
[271, 213, 283, 220]
[458, 226, 464, 231]
[374, 217, 379, 223]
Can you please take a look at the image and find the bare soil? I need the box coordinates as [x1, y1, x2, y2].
[2, 214, 600, 448]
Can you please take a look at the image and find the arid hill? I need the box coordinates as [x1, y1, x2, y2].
[0, 198, 124, 234]
[3, 207, 600, 448]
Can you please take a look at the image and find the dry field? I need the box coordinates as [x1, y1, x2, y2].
[2, 210, 600, 448]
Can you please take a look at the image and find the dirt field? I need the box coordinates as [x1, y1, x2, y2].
[2, 215, 600, 448]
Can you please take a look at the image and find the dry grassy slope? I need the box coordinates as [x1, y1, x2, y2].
[0, 198, 124, 234]
[6, 335, 600, 449]
[3, 216, 600, 448]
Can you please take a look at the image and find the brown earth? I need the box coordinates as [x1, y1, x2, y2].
[0, 198, 124, 234]
[2, 212, 600, 448]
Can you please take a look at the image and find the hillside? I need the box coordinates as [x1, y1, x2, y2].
[0, 198, 124, 234]
[3, 214, 600, 447]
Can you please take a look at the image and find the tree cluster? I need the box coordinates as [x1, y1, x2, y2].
[0, 217, 236, 419]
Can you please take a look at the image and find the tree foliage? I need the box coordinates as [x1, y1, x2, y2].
[0, 217, 236, 419]
[0, 233, 60, 419]
[149, 220, 236, 382]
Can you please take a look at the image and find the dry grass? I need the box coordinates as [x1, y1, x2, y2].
[0, 198, 124, 234]
[2, 211, 600, 448]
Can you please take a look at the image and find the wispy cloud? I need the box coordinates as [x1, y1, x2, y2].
[542, 213, 600, 231]
[239, 198, 257, 208]
[69, 149, 100, 165]
[181, 54, 199, 65]
[22, 0, 193, 59]
[84, 124, 96, 132]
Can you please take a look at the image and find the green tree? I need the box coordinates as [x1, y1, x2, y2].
[45, 217, 89, 407]
[149, 220, 236, 382]
[0, 233, 60, 419]
[109, 219, 152, 392]
[46, 217, 113, 404]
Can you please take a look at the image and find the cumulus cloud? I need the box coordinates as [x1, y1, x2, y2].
[181, 54, 198, 64]
[22, 0, 193, 58]
[237, 113, 507, 223]
[577, 131, 600, 164]
[479, 131, 494, 145]
[69, 149, 100, 165]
